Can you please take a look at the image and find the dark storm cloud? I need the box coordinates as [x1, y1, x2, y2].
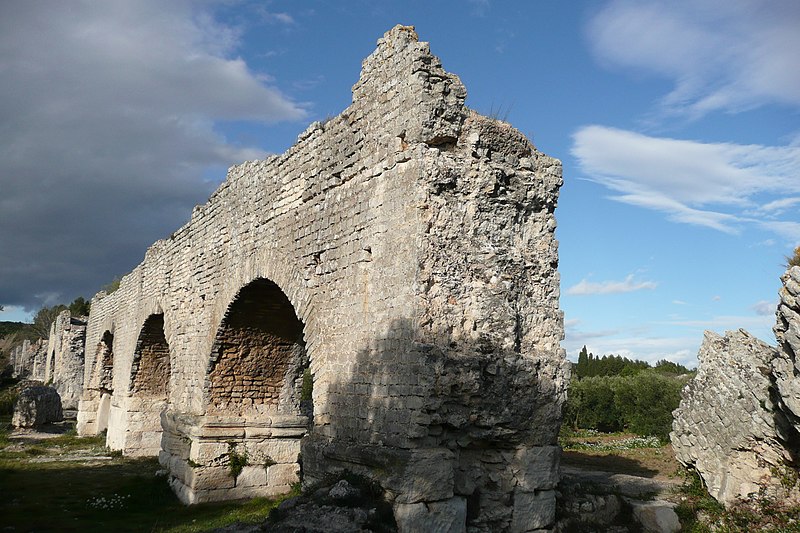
[0, 1, 305, 311]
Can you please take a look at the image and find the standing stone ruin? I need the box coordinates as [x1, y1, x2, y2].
[45, 310, 87, 410]
[672, 265, 800, 505]
[75, 25, 568, 531]
[10, 338, 47, 381]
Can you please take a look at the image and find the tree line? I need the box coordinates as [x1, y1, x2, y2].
[565, 346, 694, 441]
[574, 346, 691, 379]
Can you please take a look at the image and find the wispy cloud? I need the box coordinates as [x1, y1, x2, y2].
[752, 300, 777, 316]
[587, 0, 800, 116]
[572, 125, 800, 239]
[566, 274, 658, 296]
[468, 0, 490, 17]
[664, 314, 775, 335]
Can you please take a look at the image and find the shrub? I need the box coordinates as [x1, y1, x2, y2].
[564, 370, 685, 441]
[227, 442, 248, 479]
[787, 246, 800, 269]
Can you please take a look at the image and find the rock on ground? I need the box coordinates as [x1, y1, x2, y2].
[12, 385, 64, 428]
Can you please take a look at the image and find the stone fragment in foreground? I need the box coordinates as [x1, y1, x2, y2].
[671, 329, 800, 505]
[12, 385, 64, 428]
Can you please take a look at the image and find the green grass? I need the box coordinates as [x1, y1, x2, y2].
[0, 421, 292, 532]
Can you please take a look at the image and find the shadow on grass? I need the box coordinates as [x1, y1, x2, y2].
[0, 457, 282, 532]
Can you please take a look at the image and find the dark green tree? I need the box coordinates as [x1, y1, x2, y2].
[68, 297, 90, 316]
[575, 346, 589, 378]
[653, 359, 690, 375]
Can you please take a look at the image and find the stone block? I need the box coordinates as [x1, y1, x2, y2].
[12, 386, 63, 428]
[189, 465, 235, 490]
[189, 440, 229, 463]
[248, 438, 301, 464]
[267, 463, 299, 486]
[236, 465, 267, 488]
[387, 448, 455, 504]
[629, 500, 681, 533]
[394, 497, 467, 533]
[511, 446, 560, 491]
[511, 490, 556, 532]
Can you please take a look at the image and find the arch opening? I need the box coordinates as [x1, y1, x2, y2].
[124, 313, 171, 456]
[207, 278, 309, 418]
[161, 278, 310, 504]
[130, 314, 170, 398]
[94, 331, 114, 434]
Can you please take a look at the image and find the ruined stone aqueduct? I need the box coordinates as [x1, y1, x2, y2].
[13, 27, 569, 530]
[11, 24, 800, 531]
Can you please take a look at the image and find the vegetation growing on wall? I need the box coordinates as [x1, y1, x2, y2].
[787, 246, 800, 269]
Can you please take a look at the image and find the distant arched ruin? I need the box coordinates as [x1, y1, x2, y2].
[66, 25, 568, 531]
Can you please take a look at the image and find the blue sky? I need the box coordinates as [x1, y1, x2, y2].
[1, 1, 798, 367]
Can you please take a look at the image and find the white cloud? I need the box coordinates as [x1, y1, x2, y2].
[587, 0, 800, 116]
[572, 125, 800, 238]
[758, 197, 800, 216]
[752, 300, 777, 316]
[0, 1, 306, 310]
[563, 328, 701, 367]
[665, 314, 775, 336]
[566, 274, 657, 296]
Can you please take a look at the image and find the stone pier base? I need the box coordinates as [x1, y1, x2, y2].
[160, 411, 305, 504]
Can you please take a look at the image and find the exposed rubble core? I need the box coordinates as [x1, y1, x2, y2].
[671, 266, 800, 506]
[75, 25, 567, 531]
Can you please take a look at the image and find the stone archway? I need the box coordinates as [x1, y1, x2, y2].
[161, 278, 310, 504]
[93, 331, 114, 434]
[122, 313, 171, 456]
[207, 278, 308, 418]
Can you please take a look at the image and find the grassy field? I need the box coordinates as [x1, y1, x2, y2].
[0, 418, 290, 532]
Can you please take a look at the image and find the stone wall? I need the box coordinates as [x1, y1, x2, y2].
[75, 25, 567, 531]
[10, 338, 47, 381]
[671, 266, 800, 505]
[44, 310, 87, 409]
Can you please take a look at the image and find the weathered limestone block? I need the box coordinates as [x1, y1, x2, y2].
[511, 490, 556, 532]
[629, 500, 680, 533]
[267, 463, 299, 487]
[671, 329, 800, 505]
[12, 385, 63, 427]
[394, 497, 467, 533]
